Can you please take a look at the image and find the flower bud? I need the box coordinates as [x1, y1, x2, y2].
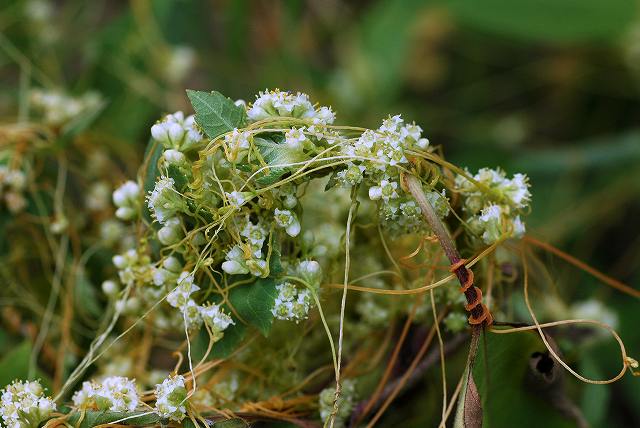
[102, 280, 119, 297]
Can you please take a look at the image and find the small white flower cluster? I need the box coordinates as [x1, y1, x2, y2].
[30, 89, 101, 126]
[247, 89, 335, 124]
[71, 376, 139, 412]
[86, 181, 111, 212]
[295, 260, 323, 289]
[166, 272, 234, 334]
[0, 380, 56, 428]
[338, 115, 438, 233]
[151, 111, 203, 152]
[271, 260, 322, 323]
[273, 208, 301, 237]
[147, 176, 186, 225]
[154, 375, 188, 422]
[454, 168, 531, 244]
[113, 249, 151, 287]
[223, 129, 252, 163]
[318, 379, 356, 428]
[222, 216, 269, 277]
[0, 166, 28, 213]
[112, 180, 140, 220]
[272, 281, 312, 322]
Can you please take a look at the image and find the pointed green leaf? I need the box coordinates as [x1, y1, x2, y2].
[253, 137, 306, 185]
[186, 90, 246, 140]
[228, 277, 278, 336]
[66, 410, 160, 427]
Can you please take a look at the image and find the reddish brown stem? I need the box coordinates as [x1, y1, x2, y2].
[402, 173, 492, 327]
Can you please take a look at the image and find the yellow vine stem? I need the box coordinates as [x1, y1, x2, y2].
[488, 248, 639, 384]
[330, 186, 359, 428]
[523, 235, 640, 299]
[324, 238, 503, 295]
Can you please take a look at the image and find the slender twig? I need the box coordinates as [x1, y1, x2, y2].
[401, 173, 486, 324]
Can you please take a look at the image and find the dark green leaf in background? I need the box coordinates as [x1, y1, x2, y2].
[446, 0, 637, 43]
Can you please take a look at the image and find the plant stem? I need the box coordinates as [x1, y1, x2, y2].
[402, 173, 485, 324]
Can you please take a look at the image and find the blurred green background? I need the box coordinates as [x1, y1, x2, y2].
[1, 0, 639, 426]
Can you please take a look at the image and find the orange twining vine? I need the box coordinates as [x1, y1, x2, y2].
[449, 258, 493, 327]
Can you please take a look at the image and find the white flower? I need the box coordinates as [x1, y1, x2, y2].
[225, 191, 246, 210]
[273, 208, 301, 237]
[221, 244, 269, 277]
[199, 304, 234, 337]
[86, 181, 111, 211]
[72, 381, 96, 408]
[101, 280, 119, 297]
[163, 149, 187, 165]
[151, 111, 203, 152]
[182, 299, 203, 330]
[284, 127, 306, 151]
[223, 128, 252, 162]
[512, 215, 526, 238]
[247, 89, 335, 124]
[0, 380, 56, 428]
[240, 216, 268, 250]
[297, 260, 322, 288]
[147, 177, 185, 225]
[166, 272, 200, 309]
[272, 281, 312, 322]
[157, 218, 182, 246]
[87, 376, 140, 412]
[478, 204, 503, 244]
[314, 106, 336, 125]
[30, 89, 102, 126]
[154, 375, 188, 422]
[503, 173, 531, 208]
[368, 185, 383, 200]
[112, 181, 140, 221]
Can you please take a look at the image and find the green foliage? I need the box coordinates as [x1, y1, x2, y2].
[187, 90, 247, 140]
[473, 333, 574, 428]
[446, 0, 637, 43]
[66, 410, 160, 427]
[228, 277, 278, 337]
[254, 137, 306, 185]
[0, 342, 51, 390]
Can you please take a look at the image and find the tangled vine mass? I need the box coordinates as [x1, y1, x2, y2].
[1, 88, 635, 428]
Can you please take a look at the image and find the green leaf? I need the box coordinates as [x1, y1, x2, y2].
[268, 232, 284, 276]
[473, 332, 575, 428]
[228, 277, 278, 336]
[167, 164, 189, 192]
[210, 322, 247, 359]
[0, 341, 51, 390]
[447, 0, 636, 43]
[186, 90, 247, 140]
[66, 410, 160, 427]
[254, 137, 306, 186]
[580, 355, 609, 427]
